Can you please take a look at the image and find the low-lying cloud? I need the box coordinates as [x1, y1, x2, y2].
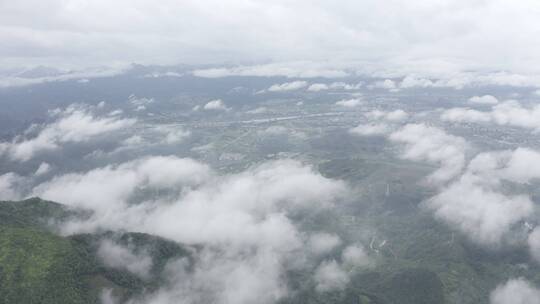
[389, 123, 467, 184]
[490, 278, 540, 304]
[441, 101, 540, 132]
[0, 104, 136, 161]
[31, 156, 348, 304]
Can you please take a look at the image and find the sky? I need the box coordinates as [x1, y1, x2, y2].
[2, 0, 540, 76]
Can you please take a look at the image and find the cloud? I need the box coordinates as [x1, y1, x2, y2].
[144, 249, 288, 304]
[370, 79, 397, 91]
[97, 239, 153, 279]
[341, 244, 371, 268]
[335, 98, 362, 108]
[349, 123, 390, 136]
[349, 123, 538, 246]
[398, 75, 435, 89]
[267, 81, 308, 92]
[308, 233, 342, 255]
[314, 260, 349, 292]
[427, 173, 533, 246]
[426, 148, 540, 246]
[153, 125, 191, 144]
[0, 104, 136, 161]
[329, 82, 363, 90]
[100, 289, 119, 304]
[193, 63, 348, 79]
[3, 1, 540, 80]
[528, 227, 540, 264]
[389, 124, 467, 184]
[307, 82, 363, 92]
[350, 118, 540, 248]
[34, 162, 51, 176]
[108, 109, 123, 116]
[122, 135, 144, 146]
[385, 110, 409, 121]
[490, 278, 540, 304]
[258, 125, 306, 140]
[32, 157, 347, 304]
[0, 172, 24, 200]
[469, 95, 499, 105]
[441, 101, 540, 131]
[440, 107, 492, 123]
[129, 95, 155, 111]
[366, 109, 408, 122]
[33, 156, 211, 217]
[259, 125, 288, 136]
[203, 99, 229, 111]
[0, 66, 127, 88]
[246, 107, 268, 114]
[307, 83, 329, 92]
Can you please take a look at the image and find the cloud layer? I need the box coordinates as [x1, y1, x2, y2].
[30, 156, 348, 303]
[3, 0, 540, 77]
[0, 104, 135, 161]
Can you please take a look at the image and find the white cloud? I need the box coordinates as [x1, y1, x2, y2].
[308, 233, 342, 255]
[426, 148, 540, 246]
[350, 123, 538, 246]
[129, 95, 154, 106]
[122, 135, 144, 146]
[341, 244, 371, 268]
[34, 162, 51, 176]
[440, 107, 491, 123]
[0, 172, 24, 200]
[351, 122, 540, 247]
[366, 109, 408, 122]
[97, 239, 153, 279]
[267, 81, 308, 92]
[100, 289, 119, 304]
[307, 82, 363, 92]
[385, 110, 408, 121]
[259, 125, 288, 136]
[307, 83, 329, 92]
[469, 95, 499, 105]
[153, 125, 191, 144]
[427, 173, 533, 246]
[528, 227, 540, 264]
[193, 63, 347, 79]
[399, 75, 435, 89]
[33, 156, 211, 216]
[329, 82, 363, 90]
[441, 101, 540, 131]
[0, 104, 136, 161]
[314, 260, 349, 292]
[335, 98, 362, 108]
[32, 157, 347, 304]
[0, 66, 127, 88]
[108, 109, 123, 116]
[203, 99, 229, 111]
[371, 79, 397, 91]
[3, 1, 540, 80]
[490, 278, 540, 304]
[246, 107, 268, 114]
[389, 124, 467, 184]
[349, 123, 390, 136]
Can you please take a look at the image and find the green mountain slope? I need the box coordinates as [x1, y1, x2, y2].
[0, 198, 191, 304]
[0, 226, 93, 304]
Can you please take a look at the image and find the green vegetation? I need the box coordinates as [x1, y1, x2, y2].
[0, 226, 92, 304]
[0, 198, 192, 304]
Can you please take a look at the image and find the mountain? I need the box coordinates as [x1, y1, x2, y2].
[0, 198, 190, 304]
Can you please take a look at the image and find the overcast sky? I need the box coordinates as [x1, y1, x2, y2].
[2, 0, 540, 75]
